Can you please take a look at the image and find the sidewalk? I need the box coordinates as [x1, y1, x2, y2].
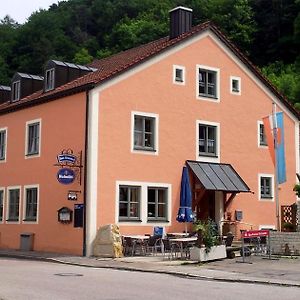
[1, 249, 300, 287]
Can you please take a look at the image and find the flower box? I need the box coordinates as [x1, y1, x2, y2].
[190, 245, 226, 262]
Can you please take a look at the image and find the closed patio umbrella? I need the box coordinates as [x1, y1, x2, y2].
[176, 166, 194, 233]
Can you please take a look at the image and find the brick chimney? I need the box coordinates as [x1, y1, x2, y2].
[169, 6, 193, 40]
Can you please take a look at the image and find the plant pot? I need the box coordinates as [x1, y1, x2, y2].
[190, 245, 226, 262]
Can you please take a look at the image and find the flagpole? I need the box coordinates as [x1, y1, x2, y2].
[272, 103, 280, 231]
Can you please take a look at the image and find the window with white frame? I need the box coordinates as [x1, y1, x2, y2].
[0, 189, 4, 222]
[260, 175, 273, 200]
[24, 186, 38, 222]
[26, 120, 40, 156]
[173, 65, 185, 84]
[198, 123, 217, 157]
[258, 122, 267, 146]
[230, 76, 241, 95]
[45, 68, 55, 91]
[0, 128, 7, 161]
[117, 181, 170, 224]
[12, 80, 20, 101]
[197, 66, 219, 99]
[119, 186, 141, 221]
[133, 113, 157, 152]
[7, 188, 20, 222]
[147, 187, 168, 221]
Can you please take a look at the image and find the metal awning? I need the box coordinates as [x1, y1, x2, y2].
[186, 160, 250, 193]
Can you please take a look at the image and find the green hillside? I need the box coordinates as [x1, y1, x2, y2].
[0, 0, 299, 108]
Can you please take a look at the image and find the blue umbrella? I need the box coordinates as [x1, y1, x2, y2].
[176, 166, 194, 232]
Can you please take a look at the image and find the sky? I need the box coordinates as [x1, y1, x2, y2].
[1, 0, 61, 24]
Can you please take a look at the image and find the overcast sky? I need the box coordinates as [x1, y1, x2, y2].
[1, 0, 61, 24]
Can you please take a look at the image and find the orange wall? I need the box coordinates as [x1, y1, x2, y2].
[0, 92, 86, 254]
[97, 35, 297, 235]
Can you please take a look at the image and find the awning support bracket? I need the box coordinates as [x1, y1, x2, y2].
[225, 192, 237, 210]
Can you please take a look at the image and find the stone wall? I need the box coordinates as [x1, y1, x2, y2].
[269, 232, 300, 255]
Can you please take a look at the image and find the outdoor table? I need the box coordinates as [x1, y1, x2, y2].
[168, 232, 189, 237]
[123, 235, 150, 240]
[170, 237, 197, 259]
[122, 235, 149, 256]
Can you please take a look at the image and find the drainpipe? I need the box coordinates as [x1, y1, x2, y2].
[82, 89, 90, 256]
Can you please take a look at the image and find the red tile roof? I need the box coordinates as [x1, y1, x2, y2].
[0, 21, 299, 119]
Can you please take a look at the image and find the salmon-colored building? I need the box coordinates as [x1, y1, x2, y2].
[0, 7, 299, 256]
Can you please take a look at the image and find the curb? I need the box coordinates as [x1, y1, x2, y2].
[2, 252, 300, 288]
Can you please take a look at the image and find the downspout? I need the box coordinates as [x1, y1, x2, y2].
[83, 89, 91, 256]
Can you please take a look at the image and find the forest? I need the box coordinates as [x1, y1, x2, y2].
[0, 0, 299, 108]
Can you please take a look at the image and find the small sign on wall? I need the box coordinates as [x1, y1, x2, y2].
[57, 168, 75, 185]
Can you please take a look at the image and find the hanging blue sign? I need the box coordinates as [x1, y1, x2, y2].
[57, 168, 75, 185]
[57, 154, 77, 165]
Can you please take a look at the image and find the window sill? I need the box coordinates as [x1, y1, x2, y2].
[119, 219, 142, 223]
[147, 219, 169, 223]
[198, 153, 218, 158]
[6, 219, 19, 222]
[133, 147, 156, 152]
[198, 94, 218, 100]
[23, 219, 37, 222]
[26, 152, 39, 157]
[260, 197, 273, 201]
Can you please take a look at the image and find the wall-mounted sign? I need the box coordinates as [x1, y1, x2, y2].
[57, 168, 75, 185]
[58, 207, 73, 224]
[57, 154, 77, 165]
[74, 204, 84, 228]
[54, 149, 83, 186]
[68, 190, 80, 201]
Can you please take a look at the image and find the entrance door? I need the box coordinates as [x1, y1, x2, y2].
[196, 190, 215, 221]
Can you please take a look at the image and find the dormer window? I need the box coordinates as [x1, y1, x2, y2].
[12, 81, 20, 101]
[43, 60, 97, 92]
[45, 68, 55, 91]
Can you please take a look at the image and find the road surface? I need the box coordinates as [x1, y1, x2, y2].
[0, 258, 299, 300]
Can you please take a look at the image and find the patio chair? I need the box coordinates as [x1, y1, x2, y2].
[123, 237, 136, 256]
[162, 238, 180, 260]
[224, 232, 234, 247]
[146, 235, 162, 255]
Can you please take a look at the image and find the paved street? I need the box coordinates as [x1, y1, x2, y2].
[0, 258, 300, 300]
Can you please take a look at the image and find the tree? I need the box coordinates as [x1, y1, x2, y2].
[73, 48, 93, 64]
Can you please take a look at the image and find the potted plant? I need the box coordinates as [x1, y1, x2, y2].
[293, 184, 300, 197]
[190, 219, 226, 262]
[282, 222, 295, 232]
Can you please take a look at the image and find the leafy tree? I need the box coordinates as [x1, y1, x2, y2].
[250, 0, 299, 65]
[262, 61, 300, 107]
[73, 48, 93, 64]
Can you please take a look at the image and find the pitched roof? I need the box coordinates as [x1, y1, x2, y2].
[0, 21, 299, 119]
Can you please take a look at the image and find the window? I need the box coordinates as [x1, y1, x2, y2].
[24, 186, 38, 222]
[7, 188, 20, 222]
[259, 176, 273, 200]
[197, 66, 219, 99]
[0, 128, 7, 161]
[198, 124, 217, 156]
[173, 65, 185, 85]
[119, 186, 141, 221]
[116, 181, 171, 224]
[12, 80, 20, 101]
[26, 120, 41, 156]
[45, 68, 55, 91]
[133, 113, 158, 152]
[147, 187, 167, 221]
[258, 122, 267, 146]
[230, 76, 241, 95]
[0, 189, 4, 222]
